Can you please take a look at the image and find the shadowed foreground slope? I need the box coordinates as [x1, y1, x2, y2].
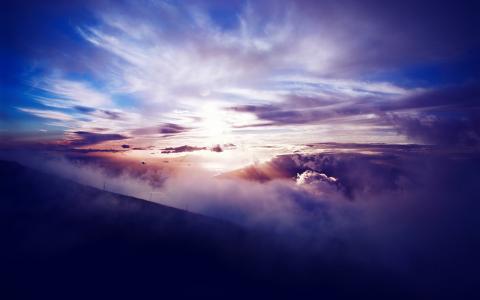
[0, 160, 257, 299]
[1, 160, 471, 299]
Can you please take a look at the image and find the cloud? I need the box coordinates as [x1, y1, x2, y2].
[385, 112, 480, 146]
[33, 77, 112, 108]
[131, 123, 189, 136]
[74, 106, 124, 120]
[161, 145, 206, 154]
[65, 148, 127, 153]
[68, 131, 128, 147]
[296, 170, 338, 185]
[74, 106, 96, 114]
[159, 144, 232, 153]
[17, 108, 74, 121]
[380, 83, 480, 146]
[210, 144, 223, 152]
[98, 110, 123, 120]
[223, 144, 431, 199]
[227, 82, 480, 147]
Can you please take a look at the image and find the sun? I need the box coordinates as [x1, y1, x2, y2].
[198, 103, 232, 145]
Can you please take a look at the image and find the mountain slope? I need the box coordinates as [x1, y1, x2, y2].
[0, 160, 422, 300]
[0, 160, 260, 299]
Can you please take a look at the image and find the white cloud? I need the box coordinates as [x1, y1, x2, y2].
[17, 107, 74, 121]
[34, 77, 112, 108]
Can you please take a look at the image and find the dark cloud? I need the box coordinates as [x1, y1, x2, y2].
[161, 145, 206, 154]
[100, 110, 122, 120]
[227, 85, 399, 126]
[159, 123, 188, 134]
[64, 148, 127, 153]
[384, 82, 480, 111]
[132, 123, 189, 136]
[211, 144, 223, 152]
[69, 131, 128, 147]
[74, 106, 96, 113]
[233, 122, 276, 128]
[0, 138, 131, 153]
[229, 103, 332, 125]
[160, 144, 236, 154]
[224, 143, 438, 198]
[385, 111, 480, 146]
[229, 105, 273, 113]
[230, 82, 480, 146]
[73, 106, 123, 120]
[121, 144, 130, 149]
[381, 83, 480, 145]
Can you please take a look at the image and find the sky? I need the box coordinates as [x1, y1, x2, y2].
[2, 0, 479, 173]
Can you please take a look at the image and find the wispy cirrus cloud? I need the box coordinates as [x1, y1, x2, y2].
[17, 108, 74, 122]
[32, 77, 112, 108]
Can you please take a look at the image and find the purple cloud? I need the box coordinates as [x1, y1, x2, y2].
[161, 145, 207, 154]
[69, 131, 128, 147]
[229, 82, 480, 146]
[132, 123, 189, 136]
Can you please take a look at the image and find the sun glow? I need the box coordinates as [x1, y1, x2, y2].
[198, 103, 232, 145]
